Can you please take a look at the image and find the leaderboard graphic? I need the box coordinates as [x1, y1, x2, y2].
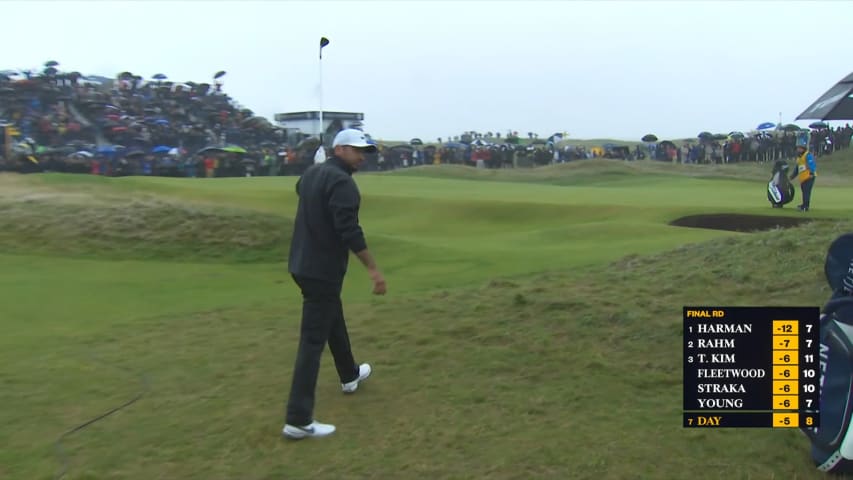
[683, 307, 820, 428]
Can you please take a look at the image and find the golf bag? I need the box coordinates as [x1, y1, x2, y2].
[767, 160, 795, 207]
[802, 233, 853, 473]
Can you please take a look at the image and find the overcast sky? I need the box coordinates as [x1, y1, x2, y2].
[4, 1, 851, 142]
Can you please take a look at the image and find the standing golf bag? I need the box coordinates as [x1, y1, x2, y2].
[802, 233, 853, 473]
[768, 160, 795, 207]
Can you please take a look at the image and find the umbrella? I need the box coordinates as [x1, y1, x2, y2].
[124, 149, 146, 158]
[222, 145, 247, 154]
[796, 71, 853, 121]
[698, 131, 713, 140]
[152, 145, 172, 154]
[152, 73, 167, 80]
[70, 151, 94, 158]
[44, 60, 59, 68]
[13, 142, 34, 154]
[809, 121, 829, 129]
[757, 122, 776, 130]
[242, 117, 269, 127]
[410, 138, 423, 145]
[780, 124, 801, 132]
[43, 67, 58, 76]
[214, 70, 227, 79]
[45, 146, 75, 155]
[195, 145, 248, 155]
[728, 131, 745, 139]
[296, 137, 320, 149]
[641, 134, 658, 142]
[659, 140, 676, 149]
[712, 134, 728, 141]
[196, 146, 220, 155]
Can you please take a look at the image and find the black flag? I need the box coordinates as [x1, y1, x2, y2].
[320, 37, 330, 59]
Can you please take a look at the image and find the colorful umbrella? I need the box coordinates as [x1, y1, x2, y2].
[222, 145, 247, 154]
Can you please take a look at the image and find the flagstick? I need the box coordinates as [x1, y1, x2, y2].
[319, 45, 324, 145]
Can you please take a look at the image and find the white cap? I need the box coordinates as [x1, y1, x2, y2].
[332, 129, 377, 152]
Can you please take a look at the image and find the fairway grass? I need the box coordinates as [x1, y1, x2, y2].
[2, 153, 853, 479]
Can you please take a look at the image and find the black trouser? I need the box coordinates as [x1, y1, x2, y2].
[286, 274, 359, 426]
[801, 177, 815, 209]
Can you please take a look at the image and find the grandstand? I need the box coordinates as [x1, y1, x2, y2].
[0, 63, 302, 176]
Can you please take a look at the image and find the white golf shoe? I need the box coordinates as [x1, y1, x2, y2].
[342, 363, 371, 393]
[282, 420, 336, 440]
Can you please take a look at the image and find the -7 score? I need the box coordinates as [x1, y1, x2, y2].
[775, 338, 814, 348]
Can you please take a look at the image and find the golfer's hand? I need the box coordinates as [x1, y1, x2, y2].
[370, 270, 387, 295]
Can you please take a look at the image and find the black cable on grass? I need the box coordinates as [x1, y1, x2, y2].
[53, 357, 149, 480]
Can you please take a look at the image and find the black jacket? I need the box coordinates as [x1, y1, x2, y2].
[288, 156, 368, 283]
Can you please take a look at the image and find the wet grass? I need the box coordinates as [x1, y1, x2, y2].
[2, 151, 853, 479]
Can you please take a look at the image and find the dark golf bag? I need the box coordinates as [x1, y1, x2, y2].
[802, 233, 853, 473]
[768, 160, 795, 207]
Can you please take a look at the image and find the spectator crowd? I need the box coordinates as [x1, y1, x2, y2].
[1, 63, 851, 177]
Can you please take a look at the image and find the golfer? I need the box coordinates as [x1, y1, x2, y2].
[282, 129, 386, 440]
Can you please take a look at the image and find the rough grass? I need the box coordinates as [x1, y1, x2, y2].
[0, 194, 291, 263]
[4, 218, 853, 479]
[2, 152, 853, 479]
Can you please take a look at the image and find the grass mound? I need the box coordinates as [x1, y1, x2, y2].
[0, 194, 292, 263]
[5, 218, 852, 479]
[387, 148, 853, 187]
